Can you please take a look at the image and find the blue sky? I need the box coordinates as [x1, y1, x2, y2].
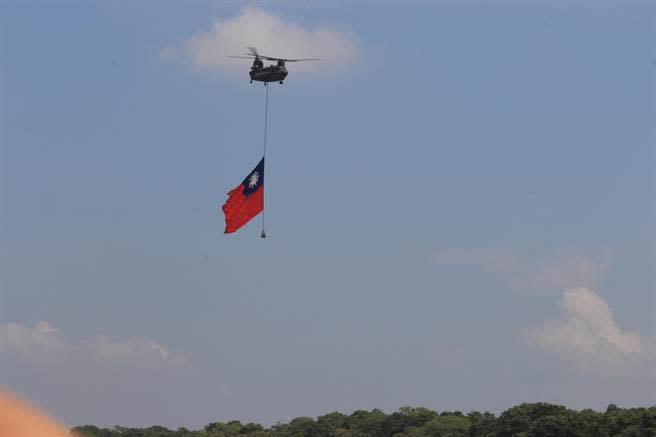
[1, 0, 654, 429]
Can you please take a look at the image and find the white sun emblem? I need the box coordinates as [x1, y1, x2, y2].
[248, 171, 260, 189]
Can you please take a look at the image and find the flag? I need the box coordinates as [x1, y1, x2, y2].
[222, 157, 264, 234]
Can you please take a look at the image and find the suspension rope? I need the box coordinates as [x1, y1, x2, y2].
[263, 83, 269, 156]
[261, 84, 269, 238]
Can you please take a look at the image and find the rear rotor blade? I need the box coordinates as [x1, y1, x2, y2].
[258, 55, 321, 62]
[280, 58, 322, 62]
[239, 47, 321, 62]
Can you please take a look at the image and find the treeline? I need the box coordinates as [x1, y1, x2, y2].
[73, 403, 656, 437]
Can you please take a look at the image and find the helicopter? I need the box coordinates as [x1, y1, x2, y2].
[229, 47, 320, 85]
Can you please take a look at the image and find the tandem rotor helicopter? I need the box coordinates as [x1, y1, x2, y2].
[229, 47, 321, 85]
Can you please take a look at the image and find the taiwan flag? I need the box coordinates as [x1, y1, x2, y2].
[222, 157, 264, 234]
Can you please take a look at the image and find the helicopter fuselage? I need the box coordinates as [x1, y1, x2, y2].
[230, 48, 319, 84]
[250, 62, 288, 84]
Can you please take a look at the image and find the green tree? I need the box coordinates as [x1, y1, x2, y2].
[205, 421, 244, 437]
[344, 409, 387, 436]
[317, 412, 347, 436]
[285, 417, 321, 437]
[72, 425, 118, 437]
[420, 414, 470, 437]
[496, 403, 569, 437]
[467, 411, 497, 437]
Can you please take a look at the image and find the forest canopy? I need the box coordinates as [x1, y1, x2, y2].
[73, 403, 655, 437]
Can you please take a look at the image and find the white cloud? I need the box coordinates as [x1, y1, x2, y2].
[0, 322, 67, 361]
[433, 248, 611, 292]
[531, 249, 611, 291]
[526, 287, 655, 374]
[169, 7, 358, 74]
[82, 335, 188, 369]
[0, 321, 188, 369]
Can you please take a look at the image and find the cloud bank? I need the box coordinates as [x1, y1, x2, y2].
[1, 322, 192, 427]
[434, 245, 654, 389]
[170, 7, 358, 74]
[433, 248, 611, 292]
[526, 287, 655, 375]
[0, 321, 188, 369]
